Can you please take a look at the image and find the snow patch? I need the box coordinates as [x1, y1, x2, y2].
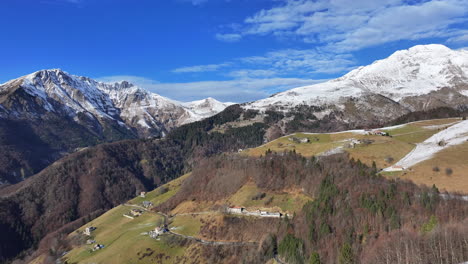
[384, 120, 468, 170]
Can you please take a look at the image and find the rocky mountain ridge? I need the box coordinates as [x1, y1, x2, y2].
[0, 70, 231, 184]
[0, 69, 231, 137]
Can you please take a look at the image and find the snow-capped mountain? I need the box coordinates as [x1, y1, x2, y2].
[247, 44, 468, 111]
[183, 97, 234, 121]
[0, 69, 232, 137]
[0, 69, 232, 184]
[243, 44, 468, 132]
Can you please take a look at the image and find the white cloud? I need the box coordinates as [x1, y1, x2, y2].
[240, 48, 356, 74]
[215, 33, 242, 42]
[226, 69, 278, 78]
[172, 63, 230, 73]
[97, 75, 326, 103]
[171, 47, 356, 78]
[447, 30, 468, 44]
[218, 0, 468, 51]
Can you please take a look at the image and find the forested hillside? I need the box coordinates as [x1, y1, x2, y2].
[0, 105, 266, 263]
[157, 152, 468, 264]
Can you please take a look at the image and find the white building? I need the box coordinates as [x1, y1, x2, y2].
[227, 206, 245, 214]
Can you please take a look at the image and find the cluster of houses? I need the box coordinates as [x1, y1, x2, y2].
[345, 139, 363, 149]
[82, 226, 106, 251]
[226, 206, 283, 218]
[365, 129, 389, 136]
[148, 226, 169, 239]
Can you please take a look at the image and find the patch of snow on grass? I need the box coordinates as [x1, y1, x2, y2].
[384, 120, 468, 170]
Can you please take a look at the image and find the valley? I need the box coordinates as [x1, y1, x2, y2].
[1, 44, 468, 264]
[52, 117, 468, 264]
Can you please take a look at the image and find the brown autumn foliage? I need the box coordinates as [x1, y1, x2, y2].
[2, 106, 468, 263]
[199, 215, 280, 242]
[0, 138, 184, 263]
[157, 151, 468, 263]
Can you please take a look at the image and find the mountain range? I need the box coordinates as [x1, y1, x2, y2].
[1, 44, 467, 185]
[1, 44, 468, 263]
[243, 44, 468, 135]
[0, 70, 231, 184]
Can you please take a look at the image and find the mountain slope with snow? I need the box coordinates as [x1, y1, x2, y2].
[182, 97, 234, 122]
[240, 44, 468, 135]
[0, 69, 231, 184]
[246, 44, 468, 110]
[385, 119, 468, 170]
[0, 69, 232, 137]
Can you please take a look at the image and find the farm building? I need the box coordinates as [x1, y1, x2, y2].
[367, 130, 389, 136]
[83, 226, 96, 236]
[149, 226, 169, 238]
[142, 201, 153, 208]
[346, 139, 362, 148]
[259, 210, 282, 218]
[289, 136, 310, 143]
[386, 165, 405, 172]
[130, 209, 143, 217]
[140, 191, 146, 198]
[92, 244, 105, 251]
[227, 206, 245, 214]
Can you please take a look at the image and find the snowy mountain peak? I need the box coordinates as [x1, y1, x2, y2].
[0, 70, 232, 137]
[183, 97, 234, 120]
[407, 44, 452, 53]
[247, 44, 468, 110]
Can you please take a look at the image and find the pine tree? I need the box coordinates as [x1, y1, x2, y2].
[309, 252, 321, 264]
[339, 243, 354, 264]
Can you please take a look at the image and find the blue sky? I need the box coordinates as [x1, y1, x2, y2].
[1, 0, 467, 102]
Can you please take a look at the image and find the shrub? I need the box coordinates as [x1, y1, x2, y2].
[309, 252, 321, 264]
[155, 186, 169, 195]
[339, 243, 354, 264]
[421, 215, 438, 233]
[252, 192, 266, 200]
[384, 156, 394, 163]
[432, 166, 440, 172]
[445, 168, 453, 176]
